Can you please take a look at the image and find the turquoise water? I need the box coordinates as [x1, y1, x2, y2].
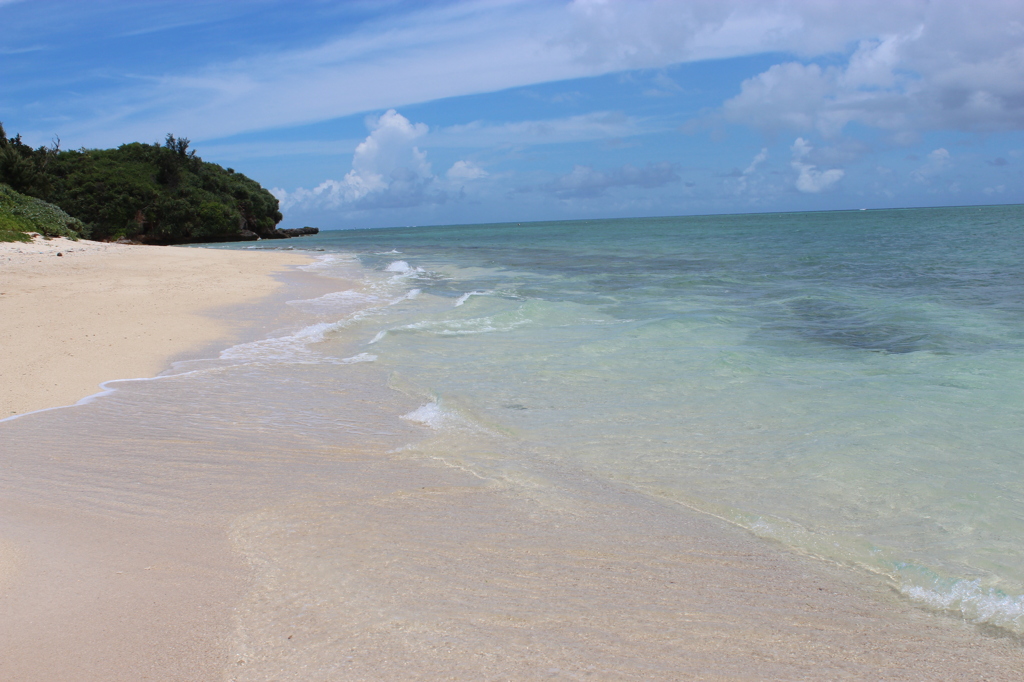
[217, 205, 1024, 634]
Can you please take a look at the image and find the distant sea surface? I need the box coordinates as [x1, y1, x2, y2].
[204, 205, 1024, 634]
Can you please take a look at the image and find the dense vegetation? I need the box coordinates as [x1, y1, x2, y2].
[0, 183, 85, 243]
[0, 122, 298, 244]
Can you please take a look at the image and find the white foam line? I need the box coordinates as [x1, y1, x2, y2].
[901, 580, 1024, 632]
[0, 370, 205, 424]
[385, 260, 412, 273]
[389, 288, 420, 305]
[297, 252, 358, 272]
[454, 290, 490, 307]
[400, 401, 446, 429]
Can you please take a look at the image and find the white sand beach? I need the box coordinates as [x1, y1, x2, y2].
[0, 236, 310, 417]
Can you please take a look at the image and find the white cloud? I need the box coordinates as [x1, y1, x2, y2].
[446, 160, 488, 181]
[47, 1, 585, 146]
[722, 35, 921, 137]
[722, 2, 1024, 137]
[735, 147, 769, 193]
[562, 0, 921, 69]
[429, 111, 648, 149]
[791, 137, 844, 193]
[15, 0, 1024, 150]
[743, 147, 769, 176]
[910, 147, 951, 182]
[275, 110, 442, 211]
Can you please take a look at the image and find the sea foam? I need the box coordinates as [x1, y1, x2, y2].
[455, 291, 489, 307]
[401, 402, 446, 429]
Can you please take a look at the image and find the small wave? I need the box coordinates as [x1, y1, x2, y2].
[454, 290, 489, 307]
[338, 353, 377, 364]
[0, 368, 210, 423]
[385, 260, 412, 273]
[299, 254, 349, 271]
[220, 321, 340, 364]
[288, 289, 380, 312]
[400, 315, 529, 336]
[737, 511, 1024, 636]
[368, 330, 387, 345]
[900, 577, 1024, 634]
[389, 289, 420, 305]
[400, 402, 446, 429]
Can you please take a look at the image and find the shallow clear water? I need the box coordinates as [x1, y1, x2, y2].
[212, 205, 1024, 634]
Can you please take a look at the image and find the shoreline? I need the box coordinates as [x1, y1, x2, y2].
[0, 239, 317, 681]
[1, 239, 1023, 679]
[0, 236, 312, 417]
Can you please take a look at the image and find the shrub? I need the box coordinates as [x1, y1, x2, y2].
[0, 182, 85, 240]
[1, 123, 283, 244]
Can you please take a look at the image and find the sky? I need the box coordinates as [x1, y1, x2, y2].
[2, 0, 1023, 230]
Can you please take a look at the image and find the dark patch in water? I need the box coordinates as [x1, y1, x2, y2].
[772, 297, 929, 354]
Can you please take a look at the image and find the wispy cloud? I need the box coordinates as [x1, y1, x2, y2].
[546, 161, 680, 199]
[43, 1, 580, 146]
[27, 0, 1024, 147]
[428, 111, 652, 149]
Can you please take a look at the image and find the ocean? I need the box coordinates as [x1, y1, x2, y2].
[214, 204, 1024, 635]
[3, 204, 1023, 675]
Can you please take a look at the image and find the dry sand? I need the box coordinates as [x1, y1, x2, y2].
[0, 236, 310, 417]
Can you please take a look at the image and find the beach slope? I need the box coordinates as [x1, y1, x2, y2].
[0, 237, 309, 417]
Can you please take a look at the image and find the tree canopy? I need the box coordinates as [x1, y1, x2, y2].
[0, 124, 287, 244]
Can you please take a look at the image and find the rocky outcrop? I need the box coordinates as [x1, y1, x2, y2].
[269, 226, 319, 239]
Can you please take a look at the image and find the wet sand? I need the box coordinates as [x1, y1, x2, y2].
[0, 241, 1022, 680]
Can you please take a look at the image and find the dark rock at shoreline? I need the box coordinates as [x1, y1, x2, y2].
[107, 225, 318, 244]
[189, 225, 317, 244]
[270, 226, 319, 239]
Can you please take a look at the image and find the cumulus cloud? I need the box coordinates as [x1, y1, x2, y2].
[548, 161, 680, 198]
[723, 2, 1024, 137]
[722, 35, 922, 137]
[791, 138, 844, 193]
[910, 147, 952, 182]
[275, 110, 443, 211]
[446, 160, 488, 181]
[571, 1, 1024, 138]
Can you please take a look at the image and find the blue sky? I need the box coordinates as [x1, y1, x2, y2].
[3, 0, 1023, 229]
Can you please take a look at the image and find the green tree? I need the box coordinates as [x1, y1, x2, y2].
[0, 122, 286, 244]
